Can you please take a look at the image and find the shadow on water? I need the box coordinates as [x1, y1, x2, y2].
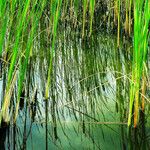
[0, 31, 150, 149]
[0, 120, 9, 150]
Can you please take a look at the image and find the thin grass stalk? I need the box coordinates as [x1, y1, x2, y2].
[0, 14, 8, 56]
[141, 71, 146, 112]
[0, 0, 7, 56]
[62, 0, 68, 18]
[14, 0, 47, 121]
[74, 0, 79, 17]
[0, 67, 17, 123]
[128, 0, 150, 127]
[73, 0, 79, 27]
[129, 0, 132, 35]
[70, 0, 73, 19]
[125, 0, 129, 34]
[7, 0, 31, 89]
[0, 0, 31, 123]
[45, 0, 62, 100]
[117, 0, 120, 47]
[0, 0, 6, 18]
[89, 0, 95, 36]
[82, 0, 88, 38]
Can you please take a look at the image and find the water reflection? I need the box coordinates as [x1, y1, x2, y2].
[0, 31, 150, 149]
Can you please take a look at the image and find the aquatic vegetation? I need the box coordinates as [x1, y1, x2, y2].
[128, 0, 150, 128]
[0, 0, 150, 149]
[0, 0, 47, 123]
[45, 0, 62, 100]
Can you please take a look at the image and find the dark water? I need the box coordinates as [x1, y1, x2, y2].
[0, 32, 150, 150]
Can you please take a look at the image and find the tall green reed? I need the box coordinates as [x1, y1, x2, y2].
[0, 0, 149, 128]
[89, 0, 95, 36]
[117, 0, 120, 47]
[82, 0, 88, 38]
[128, 0, 150, 128]
[125, 0, 132, 35]
[1, 0, 32, 123]
[0, 0, 7, 56]
[114, 0, 121, 47]
[14, 0, 47, 121]
[128, 0, 132, 35]
[0, 0, 47, 123]
[45, 0, 62, 100]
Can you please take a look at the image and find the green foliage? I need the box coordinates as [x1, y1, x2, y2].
[45, 0, 62, 100]
[0, 0, 149, 129]
[128, 0, 150, 127]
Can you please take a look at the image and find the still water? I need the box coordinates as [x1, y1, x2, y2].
[0, 31, 150, 150]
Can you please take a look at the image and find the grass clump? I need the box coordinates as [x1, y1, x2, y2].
[128, 0, 150, 128]
[0, 0, 149, 131]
